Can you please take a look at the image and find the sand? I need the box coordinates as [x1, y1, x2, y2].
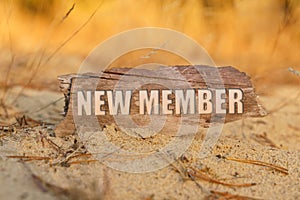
[0, 85, 299, 200]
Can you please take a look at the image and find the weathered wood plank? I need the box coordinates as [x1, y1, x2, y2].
[55, 65, 266, 137]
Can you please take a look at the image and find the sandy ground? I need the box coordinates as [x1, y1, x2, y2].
[0, 85, 299, 200]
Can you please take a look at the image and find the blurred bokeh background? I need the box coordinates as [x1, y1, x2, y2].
[0, 0, 299, 93]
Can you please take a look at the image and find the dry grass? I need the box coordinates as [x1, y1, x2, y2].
[0, 0, 300, 90]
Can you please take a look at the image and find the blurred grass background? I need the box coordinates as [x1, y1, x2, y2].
[0, 0, 299, 92]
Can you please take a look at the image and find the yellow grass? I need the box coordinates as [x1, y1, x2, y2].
[0, 0, 300, 88]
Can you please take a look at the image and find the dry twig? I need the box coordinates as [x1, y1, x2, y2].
[68, 159, 98, 165]
[11, 1, 103, 105]
[187, 167, 256, 187]
[61, 2, 75, 22]
[224, 157, 288, 175]
[7, 155, 50, 162]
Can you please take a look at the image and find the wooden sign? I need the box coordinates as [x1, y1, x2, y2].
[55, 65, 266, 137]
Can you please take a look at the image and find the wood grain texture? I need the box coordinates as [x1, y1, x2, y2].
[55, 65, 266, 137]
